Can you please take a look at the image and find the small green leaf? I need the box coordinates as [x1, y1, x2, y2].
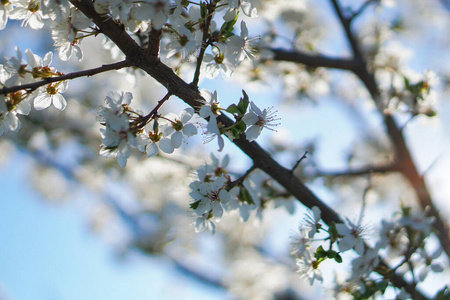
[220, 11, 239, 36]
[329, 222, 339, 243]
[435, 286, 450, 300]
[334, 254, 343, 263]
[237, 90, 249, 114]
[403, 75, 411, 90]
[190, 200, 201, 209]
[226, 104, 240, 115]
[315, 246, 327, 259]
[239, 186, 255, 205]
[234, 120, 246, 133]
[327, 250, 337, 259]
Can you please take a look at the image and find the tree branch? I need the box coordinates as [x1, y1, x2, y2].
[269, 48, 358, 71]
[146, 27, 162, 58]
[327, 0, 450, 259]
[67, 1, 430, 297]
[1, 60, 132, 95]
[314, 164, 399, 178]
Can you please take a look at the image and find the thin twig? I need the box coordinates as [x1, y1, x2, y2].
[349, 0, 377, 23]
[314, 164, 399, 178]
[135, 92, 172, 128]
[228, 164, 257, 189]
[191, 2, 215, 87]
[1, 60, 132, 95]
[291, 151, 308, 173]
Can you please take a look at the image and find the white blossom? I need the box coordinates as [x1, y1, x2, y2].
[242, 101, 279, 142]
[227, 21, 259, 63]
[336, 219, 366, 255]
[189, 175, 230, 221]
[9, 0, 47, 29]
[303, 206, 322, 238]
[160, 108, 198, 149]
[296, 250, 323, 285]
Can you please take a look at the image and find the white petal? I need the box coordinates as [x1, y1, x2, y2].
[197, 201, 212, 215]
[52, 94, 67, 111]
[43, 52, 53, 66]
[182, 123, 197, 136]
[242, 111, 258, 125]
[250, 101, 263, 116]
[219, 189, 230, 204]
[239, 206, 250, 222]
[171, 131, 183, 148]
[211, 201, 223, 219]
[338, 235, 354, 253]
[5, 112, 20, 131]
[34, 93, 52, 110]
[180, 108, 194, 123]
[146, 142, 159, 157]
[159, 137, 174, 154]
[199, 105, 212, 118]
[217, 135, 224, 151]
[240, 21, 248, 39]
[245, 125, 262, 142]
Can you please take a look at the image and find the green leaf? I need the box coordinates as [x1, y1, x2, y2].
[220, 11, 239, 36]
[403, 75, 411, 90]
[226, 104, 240, 115]
[327, 250, 337, 259]
[239, 186, 255, 205]
[329, 222, 339, 243]
[435, 286, 450, 300]
[237, 90, 249, 114]
[334, 254, 343, 263]
[234, 120, 246, 133]
[314, 245, 327, 259]
[189, 200, 202, 209]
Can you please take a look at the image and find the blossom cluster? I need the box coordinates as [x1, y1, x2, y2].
[0, 47, 67, 136]
[189, 154, 256, 234]
[291, 206, 444, 298]
[97, 88, 278, 168]
[97, 91, 198, 168]
[1, 1, 262, 74]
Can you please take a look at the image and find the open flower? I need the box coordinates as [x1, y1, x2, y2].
[242, 101, 279, 142]
[34, 81, 68, 111]
[296, 250, 323, 285]
[161, 108, 198, 149]
[189, 176, 230, 221]
[227, 20, 259, 63]
[336, 219, 366, 255]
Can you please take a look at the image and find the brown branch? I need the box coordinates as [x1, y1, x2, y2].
[1, 60, 132, 95]
[328, 0, 450, 261]
[146, 27, 162, 58]
[270, 48, 358, 71]
[315, 164, 399, 178]
[68, 0, 429, 297]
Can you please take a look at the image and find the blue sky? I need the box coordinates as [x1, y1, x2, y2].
[0, 153, 228, 300]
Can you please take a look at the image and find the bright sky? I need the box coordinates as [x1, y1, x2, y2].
[0, 154, 228, 300]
